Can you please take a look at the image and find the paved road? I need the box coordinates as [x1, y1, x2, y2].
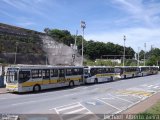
[0, 74, 160, 120]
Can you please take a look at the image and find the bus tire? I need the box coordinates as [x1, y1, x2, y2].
[142, 73, 143, 77]
[33, 85, 41, 92]
[69, 81, 74, 87]
[94, 78, 98, 84]
[110, 76, 113, 81]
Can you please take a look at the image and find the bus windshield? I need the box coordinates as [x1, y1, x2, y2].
[6, 68, 19, 83]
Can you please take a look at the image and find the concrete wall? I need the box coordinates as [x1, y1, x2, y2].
[40, 35, 82, 66]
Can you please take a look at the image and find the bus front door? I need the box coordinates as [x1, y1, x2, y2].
[58, 69, 66, 86]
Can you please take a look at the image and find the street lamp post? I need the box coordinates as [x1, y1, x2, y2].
[123, 35, 126, 66]
[138, 47, 140, 66]
[80, 21, 86, 66]
[14, 42, 18, 64]
[45, 54, 48, 65]
[144, 43, 146, 66]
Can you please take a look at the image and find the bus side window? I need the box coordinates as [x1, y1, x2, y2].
[32, 69, 42, 78]
[43, 69, 50, 79]
[19, 71, 30, 83]
[79, 68, 83, 75]
[66, 69, 72, 76]
[59, 69, 65, 77]
[120, 68, 123, 74]
[51, 69, 58, 77]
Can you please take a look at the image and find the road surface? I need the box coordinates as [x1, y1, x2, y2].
[0, 74, 160, 120]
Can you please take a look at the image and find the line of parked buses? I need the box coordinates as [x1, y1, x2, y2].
[5, 65, 159, 93]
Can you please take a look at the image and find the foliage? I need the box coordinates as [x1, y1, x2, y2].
[139, 50, 145, 60]
[135, 101, 160, 120]
[47, 28, 135, 61]
[47, 29, 75, 46]
[146, 48, 160, 66]
[85, 59, 138, 66]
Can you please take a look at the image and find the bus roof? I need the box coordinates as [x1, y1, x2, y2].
[7, 65, 84, 70]
[85, 66, 114, 69]
[114, 66, 138, 68]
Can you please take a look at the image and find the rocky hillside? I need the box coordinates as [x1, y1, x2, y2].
[0, 23, 81, 65]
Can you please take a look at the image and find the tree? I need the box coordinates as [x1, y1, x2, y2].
[44, 28, 50, 34]
[48, 29, 74, 46]
[47, 28, 135, 61]
[146, 48, 160, 66]
[139, 50, 145, 60]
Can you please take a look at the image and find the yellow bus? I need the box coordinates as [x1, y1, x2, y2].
[114, 66, 139, 79]
[5, 65, 84, 93]
[138, 66, 150, 76]
[149, 66, 159, 75]
[84, 66, 117, 84]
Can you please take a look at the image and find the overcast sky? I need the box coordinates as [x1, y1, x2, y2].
[1, 0, 160, 52]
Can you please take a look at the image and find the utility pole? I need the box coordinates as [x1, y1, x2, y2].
[14, 42, 18, 64]
[75, 30, 78, 47]
[123, 35, 126, 66]
[80, 21, 86, 66]
[138, 47, 140, 66]
[45, 54, 48, 65]
[144, 43, 146, 66]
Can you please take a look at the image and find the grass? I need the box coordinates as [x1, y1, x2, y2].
[135, 101, 160, 120]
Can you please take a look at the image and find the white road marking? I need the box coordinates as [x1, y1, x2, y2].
[54, 104, 81, 111]
[148, 85, 153, 88]
[116, 94, 129, 97]
[80, 103, 99, 120]
[12, 100, 37, 106]
[50, 103, 79, 111]
[52, 102, 98, 120]
[108, 94, 134, 104]
[62, 108, 85, 114]
[11, 88, 99, 106]
[95, 98, 122, 111]
[101, 97, 115, 100]
[153, 86, 159, 89]
[86, 101, 96, 105]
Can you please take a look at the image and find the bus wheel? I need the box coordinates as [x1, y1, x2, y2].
[110, 76, 113, 81]
[142, 73, 143, 77]
[94, 78, 98, 84]
[69, 81, 74, 87]
[33, 85, 41, 92]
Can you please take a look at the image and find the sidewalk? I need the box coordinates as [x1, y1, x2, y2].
[122, 92, 160, 114]
[0, 87, 7, 94]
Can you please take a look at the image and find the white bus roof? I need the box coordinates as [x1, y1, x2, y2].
[7, 65, 84, 70]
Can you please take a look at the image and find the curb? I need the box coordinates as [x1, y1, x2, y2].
[0, 92, 8, 94]
[0, 88, 8, 94]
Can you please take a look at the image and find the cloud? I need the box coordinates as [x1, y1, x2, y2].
[1, 0, 55, 20]
[111, 0, 160, 27]
[85, 0, 160, 52]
